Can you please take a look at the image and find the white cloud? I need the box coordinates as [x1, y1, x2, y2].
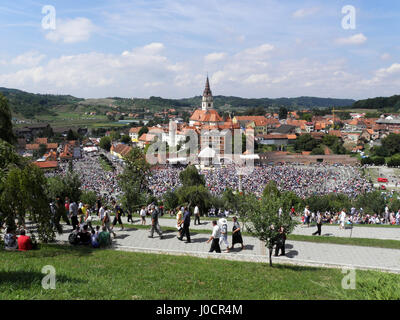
[204, 52, 226, 63]
[11, 51, 46, 67]
[292, 7, 319, 18]
[376, 63, 400, 77]
[144, 81, 163, 87]
[239, 44, 274, 57]
[335, 33, 367, 45]
[244, 74, 270, 85]
[45, 17, 96, 43]
[0, 43, 182, 97]
[381, 53, 391, 61]
[1, 42, 398, 99]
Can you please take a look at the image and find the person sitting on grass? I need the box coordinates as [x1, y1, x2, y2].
[17, 229, 33, 251]
[78, 224, 91, 245]
[91, 229, 99, 248]
[98, 226, 111, 248]
[4, 228, 18, 251]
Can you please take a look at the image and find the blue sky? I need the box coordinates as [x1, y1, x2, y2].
[0, 0, 399, 100]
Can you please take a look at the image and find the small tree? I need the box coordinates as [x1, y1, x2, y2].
[262, 180, 281, 198]
[120, 135, 131, 144]
[80, 190, 98, 208]
[138, 126, 149, 138]
[163, 190, 180, 212]
[241, 194, 296, 266]
[176, 184, 212, 215]
[118, 147, 152, 214]
[67, 129, 78, 141]
[179, 165, 205, 187]
[46, 173, 82, 203]
[99, 136, 112, 151]
[37, 144, 47, 157]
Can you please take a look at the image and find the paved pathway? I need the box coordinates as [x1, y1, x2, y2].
[124, 216, 400, 241]
[56, 218, 400, 274]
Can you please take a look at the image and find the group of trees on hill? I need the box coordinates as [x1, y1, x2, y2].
[364, 133, 400, 167]
[294, 134, 347, 155]
[0, 87, 82, 118]
[352, 95, 400, 111]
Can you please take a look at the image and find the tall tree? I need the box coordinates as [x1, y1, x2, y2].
[0, 94, 15, 144]
[179, 165, 205, 187]
[118, 147, 152, 213]
[0, 139, 54, 241]
[99, 136, 112, 151]
[278, 107, 288, 120]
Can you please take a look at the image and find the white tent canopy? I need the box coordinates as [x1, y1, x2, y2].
[167, 157, 187, 163]
[83, 146, 98, 153]
[198, 147, 217, 158]
[240, 154, 260, 160]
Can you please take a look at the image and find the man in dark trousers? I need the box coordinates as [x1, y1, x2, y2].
[207, 220, 221, 253]
[149, 205, 163, 239]
[312, 212, 322, 236]
[178, 206, 191, 243]
[274, 226, 286, 256]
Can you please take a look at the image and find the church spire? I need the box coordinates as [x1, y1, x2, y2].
[203, 75, 212, 97]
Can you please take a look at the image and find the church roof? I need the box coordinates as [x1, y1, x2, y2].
[190, 109, 223, 123]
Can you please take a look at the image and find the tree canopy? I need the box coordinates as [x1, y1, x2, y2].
[0, 94, 15, 144]
[0, 139, 54, 241]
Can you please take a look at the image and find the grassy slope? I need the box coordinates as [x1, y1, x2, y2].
[1, 244, 399, 300]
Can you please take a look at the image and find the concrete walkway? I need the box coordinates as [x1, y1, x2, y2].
[56, 218, 400, 274]
[125, 216, 400, 241]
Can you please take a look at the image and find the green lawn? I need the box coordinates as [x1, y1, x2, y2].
[1, 244, 399, 300]
[288, 234, 400, 250]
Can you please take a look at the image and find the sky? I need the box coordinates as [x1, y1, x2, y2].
[0, 0, 399, 100]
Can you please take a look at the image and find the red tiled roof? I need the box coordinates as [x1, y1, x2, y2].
[35, 138, 48, 145]
[33, 161, 58, 169]
[47, 143, 58, 149]
[111, 144, 132, 156]
[190, 109, 223, 123]
[139, 133, 156, 143]
[26, 144, 39, 150]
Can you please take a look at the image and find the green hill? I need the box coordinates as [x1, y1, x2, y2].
[0, 87, 355, 119]
[0, 87, 83, 118]
[351, 95, 400, 111]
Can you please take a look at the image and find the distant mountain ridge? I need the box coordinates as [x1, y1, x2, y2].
[0, 87, 356, 118]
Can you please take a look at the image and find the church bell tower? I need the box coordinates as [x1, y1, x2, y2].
[201, 76, 213, 111]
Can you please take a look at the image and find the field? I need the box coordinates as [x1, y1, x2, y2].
[1, 244, 399, 300]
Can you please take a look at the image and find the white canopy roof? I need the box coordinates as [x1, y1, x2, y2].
[240, 154, 260, 160]
[83, 146, 98, 153]
[167, 157, 187, 163]
[198, 147, 217, 158]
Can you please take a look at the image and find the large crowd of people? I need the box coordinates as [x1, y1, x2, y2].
[45, 153, 122, 203]
[147, 163, 373, 199]
[44, 153, 373, 200]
